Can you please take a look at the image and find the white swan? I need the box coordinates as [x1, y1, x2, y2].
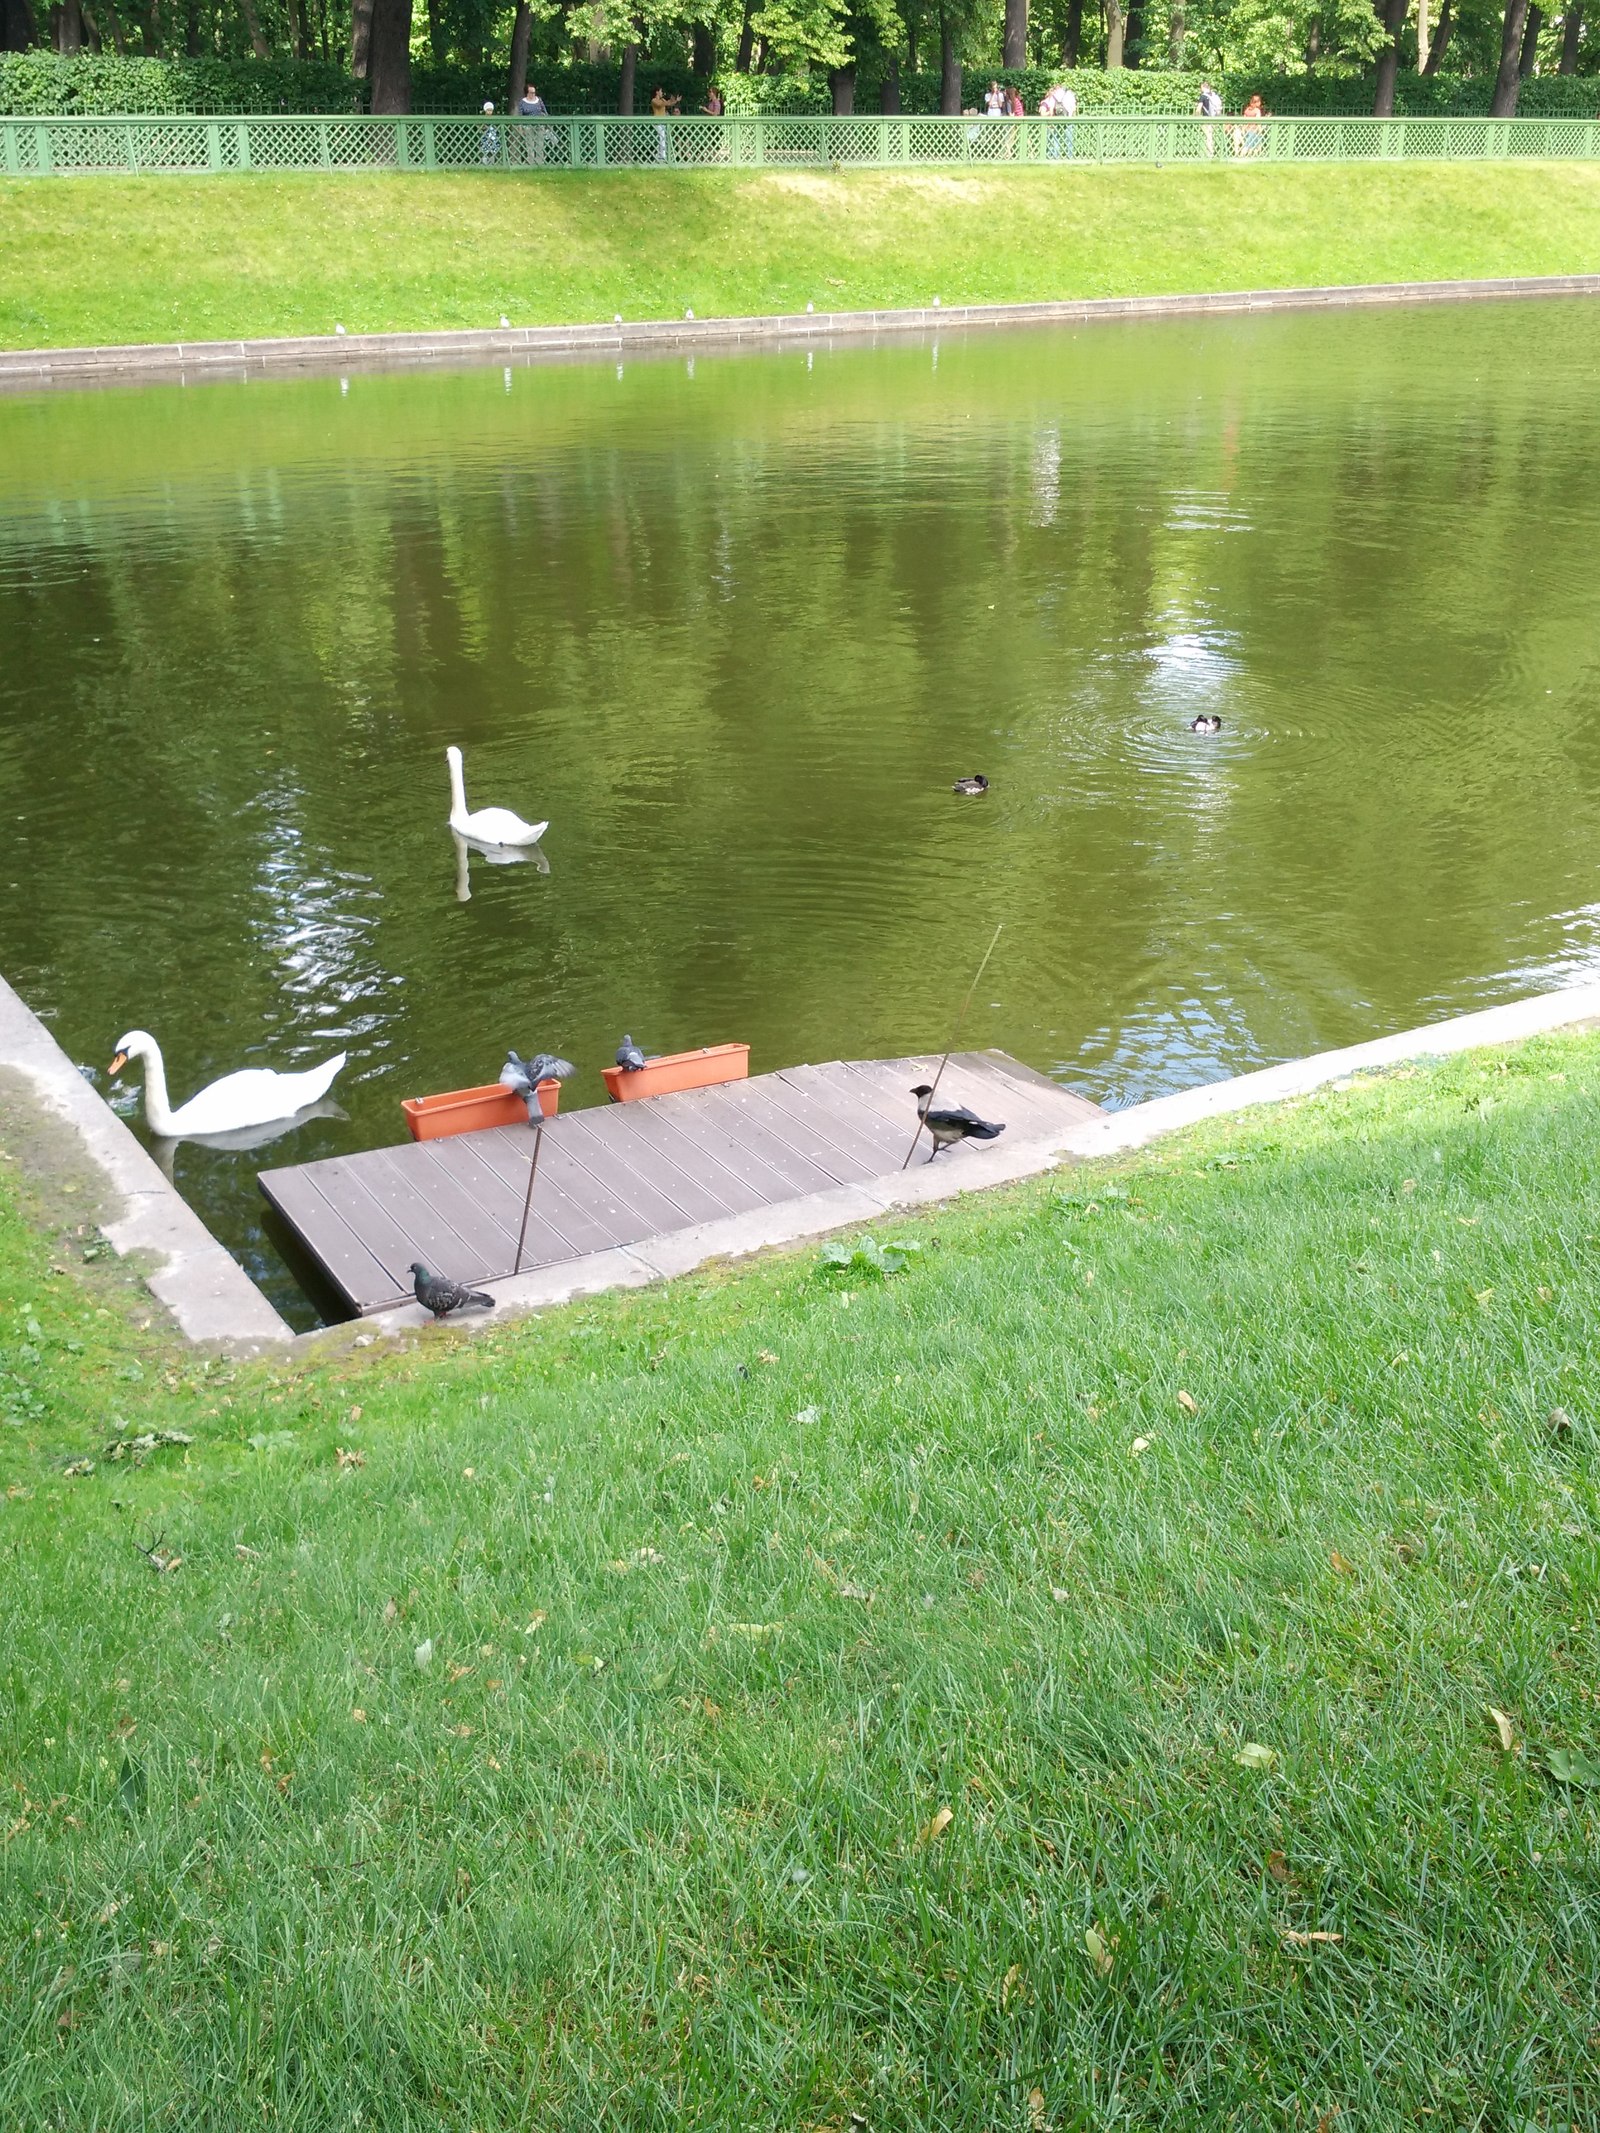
[446, 745, 547, 848]
[109, 1030, 348, 1138]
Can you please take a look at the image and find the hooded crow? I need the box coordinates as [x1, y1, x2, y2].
[909, 1084, 1005, 1162]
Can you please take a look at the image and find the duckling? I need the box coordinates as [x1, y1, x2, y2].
[1190, 715, 1222, 736]
[952, 774, 990, 796]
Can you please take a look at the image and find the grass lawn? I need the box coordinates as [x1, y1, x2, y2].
[2, 1031, 1599, 2126]
[2, 162, 1600, 349]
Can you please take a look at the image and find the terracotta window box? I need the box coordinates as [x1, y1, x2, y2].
[401, 1078, 560, 1142]
[601, 1043, 750, 1104]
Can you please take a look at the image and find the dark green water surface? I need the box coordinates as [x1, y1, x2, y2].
[3, 301, 1599, 1327]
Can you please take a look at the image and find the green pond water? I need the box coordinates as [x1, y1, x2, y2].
[2, 301, 1599, 1328]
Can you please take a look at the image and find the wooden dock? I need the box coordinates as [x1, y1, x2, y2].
[259, 1051, 1101, 1320]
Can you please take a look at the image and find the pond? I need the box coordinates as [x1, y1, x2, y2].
[2, 298, 1599, 1328]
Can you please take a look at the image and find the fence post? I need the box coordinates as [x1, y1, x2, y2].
[235, 118, 251, 170]
[422, 117, 436, 169]
[318, 117, 331, 168]
[0, 122, 14, 176]
[205, 119, 221, 170]
[36, 119, 52, 174]
[123, 120, 138, 172]
[590, 117, 605, 167]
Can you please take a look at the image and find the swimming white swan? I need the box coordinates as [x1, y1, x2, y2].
[445, 745, 547, 848]
[109, 1030, 348, 1138]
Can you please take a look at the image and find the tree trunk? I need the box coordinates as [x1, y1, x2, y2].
[1063, 0, 1081, 62]
[183, 0, 198, 53]
[691, 17, 713, 72]
[368, 0, 413, 112]
[1416, 0, 1428, 66]
[939, 14, 959, 108]
[55, 0, 82, 47]
[881, 50, 900, 110]
[1518, 0, 1542, 67]
[508, 0, 531, 105]
[829, 63, 854, 112]
[425, 0, 444, 61]
[1490, 0, 1528, 111]
[1422, 0, 1452, 67]
[734, 0, 752, 69]
[350, 0, 372, 77]
[1168, 1, 1185, 64]
[1003, 0, 1026, 67]
[238, 0, 269, 59]
[618, 38, 637, 110]
[1559, 1, 1582, 66]
[1, 0, 36, 48]
[1105, 0, 1125, 67]
[1307, 16, 1320, 58]
[1371, 0, 1406, 113]
[1124, 0, 1142, 63]
[288, 0, 305, 60]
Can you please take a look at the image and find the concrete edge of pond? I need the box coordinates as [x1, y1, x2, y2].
[0, 972, 295, 1351]
[3, 272, 1599, 392]
[353, 979, 1600, 1344]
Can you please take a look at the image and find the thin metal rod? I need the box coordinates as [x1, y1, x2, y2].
[901, 921, 1003, 1170]
[512, 1117, 546, 1275]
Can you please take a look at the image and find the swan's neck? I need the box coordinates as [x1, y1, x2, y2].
[137, 1040, 178, 1137]
[447, 753, 469, 830]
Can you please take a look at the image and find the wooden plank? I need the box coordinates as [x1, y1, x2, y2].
[258, 1166, 407, 1313]
[540, 1112, 732, 1236]
[416, 1134, 622, 1262]
[675, 1081, 857, 1196]
[707, 1077, 888, 1185]
[573, 1098, 774, 1217]
[281, 1152, 447, 1290]
[955, 1049, 1102, 1120]
[764, 1064, 913, 1169]
[840, 1057, 1070, 1142]
[349, 1148, 504, 1287]
[624, 1091, 814, 1209]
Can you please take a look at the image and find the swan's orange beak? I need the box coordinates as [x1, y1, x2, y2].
[108, 1051, 128, 1077]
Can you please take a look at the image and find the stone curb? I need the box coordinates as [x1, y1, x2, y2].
[0, 974, 295, 1349]
[356, 980, 1600, 1342]
[4, 273, 1599, 390]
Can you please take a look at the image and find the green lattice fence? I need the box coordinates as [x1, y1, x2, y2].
[1, 111, 1597, 175]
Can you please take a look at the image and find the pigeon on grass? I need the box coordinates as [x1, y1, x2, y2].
[909, 1084, 1006, 1162]
[410, 1262, 495, 1320]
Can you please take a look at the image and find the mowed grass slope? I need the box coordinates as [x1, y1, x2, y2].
[2, 162, 1600, 348]
[2, 1035, 1600, 2127]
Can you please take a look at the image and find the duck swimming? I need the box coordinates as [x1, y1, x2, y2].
[1190, 715, 1222, 736]
[952, 774, 990, 795]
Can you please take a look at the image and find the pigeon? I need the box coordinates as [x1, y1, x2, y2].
[616, 1035, 648, 1072]
[410, 1262, 495, 1320]
[909, 1084, 1006, 1162]
[524, 1052, 576, 1084]
[952, 774, 989, 795]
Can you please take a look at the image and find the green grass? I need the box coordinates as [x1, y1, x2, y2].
[3, 162, 1600, 349]
[3, 1033, 1600, 2127]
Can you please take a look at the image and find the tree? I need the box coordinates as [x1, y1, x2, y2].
[1559, 0, 1582, 66]
[939, 3, 958, 104]
[1518, 0, 1542, 64]
[1002, 0, 1025, 65]
[508, 0, 533, 102]
[1490, 0, 1529, 109]
[1105, 0, 1125, 64]
[1, 0, 35, 45]
[368, 0, 413, 110]
[1372, 0, 1408, 109]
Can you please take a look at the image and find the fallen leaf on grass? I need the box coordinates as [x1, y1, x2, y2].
[1280, 1929, 1342, 1946]
[1328, 1551, 1356, 1576]
[727, 1621, 784, 1640]
[1028, 2087, 1048, 2130]
[63, 1459, 94, 1479]
[1049, 1586, 1070, 1605]
[1130, 1437, 1151, 1457]
[1488, 1706, 1517, 1753]
[1176, 1390, 1197, 1415]
[1235, 1742, 1278, 1771]
[351, 1708, 367, 1724]
[104, 1430, 192, 1462]
[335, 1447, 365, 1471]
[1000, 1961, 1030, 2009]
[236, 1544, 260, 1561]
[522, 1613, 546, 1635]
[1084, 1926, 1114, 1976]
[838, 1581, 874, 1603]
[414, 1640, 434, 1669]
[756, 1349, 779, 1365]
[1265, 1850, 1292, 1884]
[917, 1805, 953, 1848]
[1544, 1746, 1600, 1787]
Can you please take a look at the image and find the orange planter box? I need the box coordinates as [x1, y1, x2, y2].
[402, 1078, 560, 1141]
[602, 1043, 750, 1104]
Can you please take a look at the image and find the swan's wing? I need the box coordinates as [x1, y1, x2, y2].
[465, 807, 546, 847]
[168, 1055, 346, 1134]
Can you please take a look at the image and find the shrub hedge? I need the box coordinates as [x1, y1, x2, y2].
[0, 49, 1594, 120]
